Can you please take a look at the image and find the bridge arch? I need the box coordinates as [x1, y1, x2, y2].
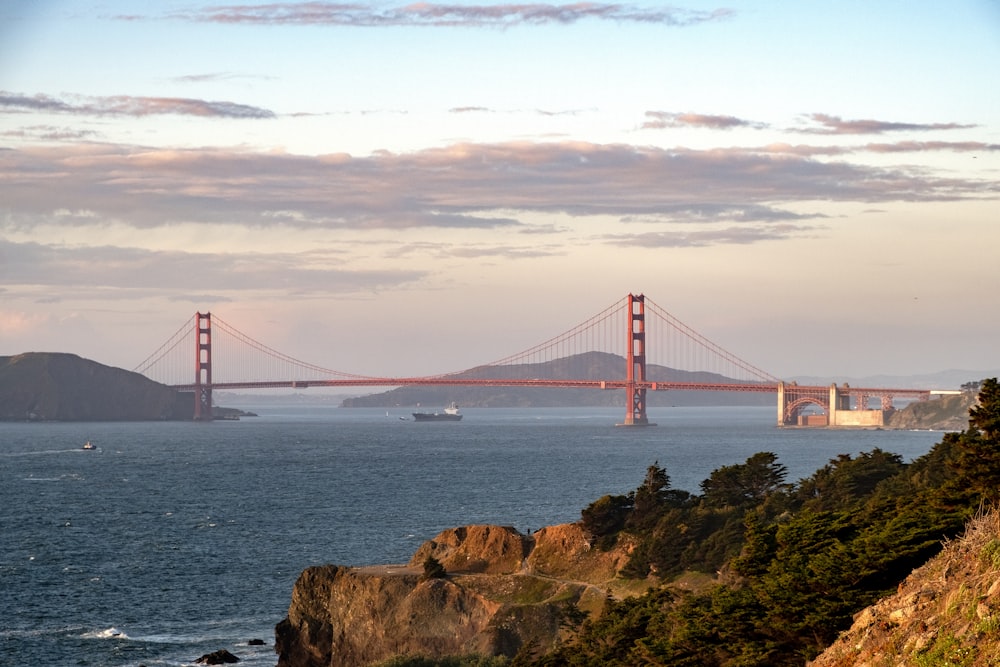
[784, 396, 828, 425]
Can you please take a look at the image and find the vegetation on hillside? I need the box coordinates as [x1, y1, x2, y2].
[517, 378, 997, 666]
[379, 378, 998, 667]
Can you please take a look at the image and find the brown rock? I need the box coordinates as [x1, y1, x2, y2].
[408, 525, 530, 574]
[809, 510, 1000, 667]
[275, 523, 634, 667]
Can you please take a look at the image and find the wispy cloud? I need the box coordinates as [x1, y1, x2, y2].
[862, 140, 1000, 153]
[0, 239, 426, 294]
[0, 125, 99, 141]
[167, 72, 276, 84]
[154, 3, 736, 28]
[758, 141, 1000, 157]
[640, 111, 981, 136]
[449, 106, 492, 114]
[642, 111, 766, 130]
[795, 113, 976, 135]
[0, 91, 276, 119]
[604, 224, 817, 248]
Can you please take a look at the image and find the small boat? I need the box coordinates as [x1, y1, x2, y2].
[82, 441, 96, 450]
[412, 403, 463, 422]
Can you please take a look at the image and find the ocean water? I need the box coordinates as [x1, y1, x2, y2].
[1, 405, 944, 667]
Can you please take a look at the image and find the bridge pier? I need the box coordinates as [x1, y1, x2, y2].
[194, 312, 213, 421]
[778, 381, 892, 427]
[618, 293, 655, 427]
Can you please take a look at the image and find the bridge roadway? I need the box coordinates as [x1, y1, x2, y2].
[170, 378, 929, 397]
[171, 378, 935, 428]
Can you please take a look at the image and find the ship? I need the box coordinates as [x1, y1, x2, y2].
[412, 403, 463, 422]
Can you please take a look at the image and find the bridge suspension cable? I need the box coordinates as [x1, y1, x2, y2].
[134, 295, 781, 388]
[643, 297, 780, 385]
[456, 297, 628, 378]
[209, 315, 380, 383]
[132, 317, 194, 384]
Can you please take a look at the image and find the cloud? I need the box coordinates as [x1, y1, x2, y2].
[755, 140, 1000, 157]
[386, 241, 562, 260]
[1, 140, 993, 239]
[795, 113, 976, 135]
[168, 72, 275, 84]
[604, 224, 816, 248]
[862, 141, 1000, 153]
[0, 309, 48, 335]
[0, 91, 276, 119]
[0, 124, 99, 141]
[158, 3, 736, 28]
[621, 204, 822, 224]
[642, 111, 766, 130]
[450, 106, 492, 114]
[0, 239, 426, 294]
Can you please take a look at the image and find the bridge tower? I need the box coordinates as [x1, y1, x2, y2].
[620, 293, 653, 426]
[194, 312, 213, 421]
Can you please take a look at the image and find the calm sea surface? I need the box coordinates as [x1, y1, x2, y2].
[1, 405, 944, 667]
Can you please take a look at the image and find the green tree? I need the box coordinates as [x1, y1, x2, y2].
[795, 449, 905, 511]
[580, 493, 633, 549]
[700, 452, 788, 509]
[949, 377, 1000, 503]
[628, 462, 686, 531]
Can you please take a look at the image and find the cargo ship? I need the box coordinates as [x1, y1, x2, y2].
[412, 403, 462, 421]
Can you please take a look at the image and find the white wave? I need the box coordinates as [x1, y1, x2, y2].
[82, 626, 128, 639]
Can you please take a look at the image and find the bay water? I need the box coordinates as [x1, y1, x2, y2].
[1, 405, 944, 666]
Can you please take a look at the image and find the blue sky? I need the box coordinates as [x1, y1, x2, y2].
[1, 1, 998, 381]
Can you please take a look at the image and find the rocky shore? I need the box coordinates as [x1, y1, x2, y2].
[274, 523, 636, 667]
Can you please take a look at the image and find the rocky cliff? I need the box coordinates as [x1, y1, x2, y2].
[809, 509, 1000, 666]
[885, 391, 978, 431]
[274, 524, 635, 667]
[0, 352, 190, 421]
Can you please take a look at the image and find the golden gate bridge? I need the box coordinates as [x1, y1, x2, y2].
[133, 293, 938, 427]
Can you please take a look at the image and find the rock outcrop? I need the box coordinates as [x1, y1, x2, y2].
[195, 648, 240, 664]
[275, 523, 633, 667]
[809, 509, 1000, 666]
[0, 352, 190, 421]
[885, 391, 978, 431]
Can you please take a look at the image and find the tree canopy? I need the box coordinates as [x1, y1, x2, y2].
[541, 378, 1000, 666]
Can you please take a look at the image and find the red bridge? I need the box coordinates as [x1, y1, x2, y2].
[134, 294, 941, 426]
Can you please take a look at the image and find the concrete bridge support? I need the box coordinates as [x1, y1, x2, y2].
[777, 381, 887, 427]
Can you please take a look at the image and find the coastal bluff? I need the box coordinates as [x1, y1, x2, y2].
[274, 523, 635, 667]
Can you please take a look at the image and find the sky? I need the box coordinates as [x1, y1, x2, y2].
[1, 0, 998, 382]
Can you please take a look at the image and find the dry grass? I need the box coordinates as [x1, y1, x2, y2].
[810, 506, 1000, 667]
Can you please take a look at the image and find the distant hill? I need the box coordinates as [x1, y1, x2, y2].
[0, 352, 192, 421]
[342, 351, 773, 408]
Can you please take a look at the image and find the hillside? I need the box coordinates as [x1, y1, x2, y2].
[886, 390, 978, 431]
[810, 509, 1000, 666]
[0, 352, 191, 421]
[342, 351, 772, 408]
